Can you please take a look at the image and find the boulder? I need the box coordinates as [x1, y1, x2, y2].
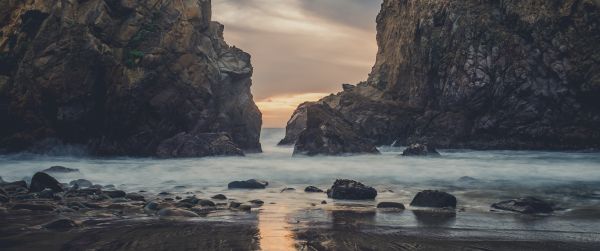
[42, 166, 79, 173]
[491, 197, 554, 214]
[211, 194, 227, 200]
[377, 202, 405, 209]
[198, 199, 216, 207]
[103, 190, 126, 198]
[69, 179, 93, 188]
[304, 186, 324, 193]
[43, 218, 78, 230]
[158, 208, 199, 218]
[0, 194, 8, 203]
[125, 193, 145, 201]
[249, 199, 264, 206]
[293, 103, 380, 156]
[228, 179, 268, 189]
[0, 180, 28, 192]
[30, 172, 64, 193]
[326, 179, 377, 200]
[229, 201, 242, 208]
[156, 133, 245, 158]
[410, 190, 457, 208]
[402, 144, 440, 156]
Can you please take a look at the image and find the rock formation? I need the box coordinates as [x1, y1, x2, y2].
[283, 0, 600, 151]
[0, 0, 261, 157]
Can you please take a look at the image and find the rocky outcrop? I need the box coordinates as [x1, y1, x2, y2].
[0, 0, 261, 157]
[283, 0, 600, 150]
[29, 172, 63, 193]
[492, 197, 554, 214]
[402, 143, 440, 156]
[293, 103, 379, 156]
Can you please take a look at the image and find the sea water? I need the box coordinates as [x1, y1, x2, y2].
[1, 128, 599, 248]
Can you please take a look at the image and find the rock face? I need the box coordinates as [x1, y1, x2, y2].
[292, 103, 379, 156]
[283, 0, 600, 150]
[492, 197, 554, 214]
[327, 179, 377, 200]
[410, 190, 457, 208]
[0, 0, 261, 157]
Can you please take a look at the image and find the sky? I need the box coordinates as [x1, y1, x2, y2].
[212, 0, 382, 127]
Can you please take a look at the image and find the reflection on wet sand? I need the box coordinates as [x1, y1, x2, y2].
[257, 203, 296, 251]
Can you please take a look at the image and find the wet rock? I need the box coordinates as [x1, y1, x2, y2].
[293, 103, 379, 156]
[144, 201, 159, 211]
[104, 184, 115, 189]
[377, 202, 405, 209]
[44, 218, 77, 230]
[228, 179, 268, 189]
[0, 176, 4, 184]
[402, 144, 440, 156]
[126, 193, 145, 201]
[326, 179, 377, 200]
[281, 188, 296, 193]
[67, 202, 86, 210]
[15, 194, 36, 200]
[0, 194, 8, 203]
[211, 194, 227, 200]
[69, 179, 93, 188]
[410, 190, 457, 208]
[321, 200, 327, 204]
[198, 199, 216, 207]
[491, 197, 554, 214]
[158, 208, 199, 218]
[159, 192, 172, 196]
[0, 180, 28, 192]
[30, 172, 64, 193]
[42, 166, 79, 173]
[103, 190, 126, 198]
[175, 196, 182, 200]
[180, 197, 199, 204]
[175, 202, 195, 209]
[229, 201, 242, 208]
[457, 176, 479, 183]
[249, 199, 264, 206]
[304, 186, 324, 193]
[0, 187, 6, 196]
[90, 185, 103, 190]
[12, 203, 56, 211]
[238, 205, 252, 211]
[37, 188, 55, 199]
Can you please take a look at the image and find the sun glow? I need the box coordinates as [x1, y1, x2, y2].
[257, 92, 330, 128]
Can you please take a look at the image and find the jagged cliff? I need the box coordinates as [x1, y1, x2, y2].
[283, 0, 600, 151]
[0, 0, 262, 156]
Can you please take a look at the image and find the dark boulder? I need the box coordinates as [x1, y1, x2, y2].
[491, 197, 554, 214]
[304, 186, 324, 193]
[326, 179, 377, 200]
[281, 188, 295, 193]
[229, 201, 242, 208]
[42, 166, 79, 173]
[402, 144, 440, 156]
[30, 172, 64, 193]
[103, 190, 126, 198]
[198, 199, 216, 207]
[293, 103, 379, 156]
[69, 179, 93, 188]
[249, 199, 264, 206]
[211, 194, 227, 200]
[377, 202, 405, 209]
[44, 218, 78, 230]
[156, 133, 245, 158]
[228, 179, 268, 189]
[410, 190, 457, 208]
[126, 193, 145, 201]
[0, 194, 8, 203]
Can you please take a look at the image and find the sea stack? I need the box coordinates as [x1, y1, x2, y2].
[282, 0, 600, 152]
[0, 0, 262, 157]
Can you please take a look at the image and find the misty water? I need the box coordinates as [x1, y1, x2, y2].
[1, 128, 600, 247]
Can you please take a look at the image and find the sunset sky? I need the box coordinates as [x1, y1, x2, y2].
[213, 0, 382, 127]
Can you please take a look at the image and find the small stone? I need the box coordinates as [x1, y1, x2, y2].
[229, 201, 242, 208]
[491, 197, 554, 214]
[377, 202, 405, 209]
[305, 186, 324, 193]
[401, 143, 440, 156]
[321, 200, 327, 204]
[249, 199, 264, 206]
[69, 179, 93, 188]
[281, 187, 296, 193]
[327, 179, 377, 200]
[198, 199, 215, 207]
[238, 205, 252, 211]
[211, 194, 227, 200]
[175, 196, 182, 200]
[144, 201, 159, 211]
[0, 194, 9, 203]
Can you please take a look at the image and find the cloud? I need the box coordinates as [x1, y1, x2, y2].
[212, 0, 381, 127]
